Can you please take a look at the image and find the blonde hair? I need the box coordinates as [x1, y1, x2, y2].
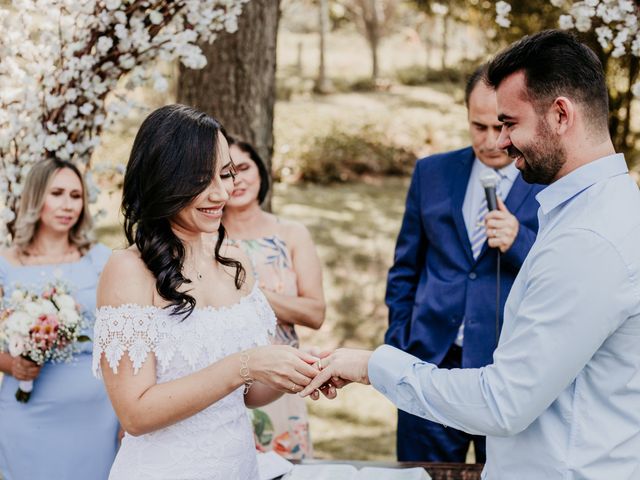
[13, 159, 94, 254]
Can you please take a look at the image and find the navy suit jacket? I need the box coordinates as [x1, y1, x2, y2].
[385, 147, 544, 368]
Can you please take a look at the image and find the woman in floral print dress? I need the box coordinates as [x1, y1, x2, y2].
[222, 137, 325, 459]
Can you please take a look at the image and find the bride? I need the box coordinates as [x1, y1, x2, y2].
[92, 104, 320, 479]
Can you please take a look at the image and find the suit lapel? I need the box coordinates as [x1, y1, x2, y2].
[504, 175, 531, 214]
[450, 150, 475, 264]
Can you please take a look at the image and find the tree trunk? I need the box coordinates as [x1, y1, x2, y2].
[369, 0, 380, 81]
[370, 31, 379, 81]
[177, 0, 281, 209]
[441, 15, 448, 71]
[422, 17, 432, 81]
[315, 0, 331, 93]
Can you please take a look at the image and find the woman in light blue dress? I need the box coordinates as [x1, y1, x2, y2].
[0, 159, 119, 480]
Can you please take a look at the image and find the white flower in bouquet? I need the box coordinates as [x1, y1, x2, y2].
[53, 293, 77, 312]
[59, 308, 82, 328]
[8, 335, 26, 358]
[24, 299, 54, 318]
[6, 311, 32, 336]
[10, 289, 25, 303]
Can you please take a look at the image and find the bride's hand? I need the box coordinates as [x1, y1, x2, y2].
[299, 348, 372, 398]
[248, 345, 320, 394]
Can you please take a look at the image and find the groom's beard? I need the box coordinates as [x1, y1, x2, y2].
[510, 120, 566, 185]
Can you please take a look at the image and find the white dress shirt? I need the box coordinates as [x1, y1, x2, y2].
[369, 154, 640, 479]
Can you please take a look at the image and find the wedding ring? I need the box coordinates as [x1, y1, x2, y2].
[318, 359, 323, 370]
[290, 383, 297, 392]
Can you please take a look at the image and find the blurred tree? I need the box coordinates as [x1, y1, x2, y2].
[409, 0, 480, 75]
[315, 0, 332, 92]
[410, 0, 640, 159]
[340, 0, 399, 81]
[177, 0, 281, 208]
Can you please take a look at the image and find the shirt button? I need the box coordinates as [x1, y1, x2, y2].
[468, 272, 477, 280]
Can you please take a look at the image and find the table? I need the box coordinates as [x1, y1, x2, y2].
[294, 459, 483, 480]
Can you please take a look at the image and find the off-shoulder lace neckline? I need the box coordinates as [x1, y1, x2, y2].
[96, 281, 259, 314]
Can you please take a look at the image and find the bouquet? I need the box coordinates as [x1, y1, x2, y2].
[0, 283, 87, 403]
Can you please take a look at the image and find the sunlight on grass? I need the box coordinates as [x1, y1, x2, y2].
[274, 180, 407, 461]
[306, 384, 397, 460]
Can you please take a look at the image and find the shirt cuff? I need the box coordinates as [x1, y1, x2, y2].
[368, 344, 422, 396]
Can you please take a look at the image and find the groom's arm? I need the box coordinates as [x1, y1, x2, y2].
[306, 231, 635, 438]
[368, 231, 633, 436]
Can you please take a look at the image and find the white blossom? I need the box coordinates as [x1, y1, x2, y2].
[559, 14, 575, 30]
[0, 208, 15, 224]
[104, 0, 121, 11]
[495, 1, 512, 28]
[149, 10, 164, 25]
[496, 1, 511, 16]
[79, 103, 94, 116]
[595, 25, 614, 48]
[0, 0, 250, 244]
[152, 74, 169, 92]
[495, 1, 640, 97]
[96, 36, 114, 54]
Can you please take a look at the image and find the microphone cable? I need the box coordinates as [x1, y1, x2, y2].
[496, 251, 501, 348]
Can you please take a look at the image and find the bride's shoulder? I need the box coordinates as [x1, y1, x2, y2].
[97, 246, 155, 308]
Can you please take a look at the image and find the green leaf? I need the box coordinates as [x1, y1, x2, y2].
[251, 409, 274, 446]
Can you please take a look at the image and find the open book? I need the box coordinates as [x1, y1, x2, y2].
[282, 464, 432, 480]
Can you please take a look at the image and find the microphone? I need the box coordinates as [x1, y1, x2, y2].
[480, 171, 499, 212]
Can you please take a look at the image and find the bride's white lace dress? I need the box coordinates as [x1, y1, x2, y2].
[92, 284, 276, 480]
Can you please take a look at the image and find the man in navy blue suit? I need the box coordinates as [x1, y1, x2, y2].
[384, 65, 543, 463]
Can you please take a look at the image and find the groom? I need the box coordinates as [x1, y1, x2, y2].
[302, 30, 640, 479]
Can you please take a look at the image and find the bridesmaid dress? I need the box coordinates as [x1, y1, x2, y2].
[232, 235, 314, 460]
[0, 243, 119, 480]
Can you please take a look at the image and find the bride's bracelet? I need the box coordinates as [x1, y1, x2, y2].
[239, 352, 254, 395]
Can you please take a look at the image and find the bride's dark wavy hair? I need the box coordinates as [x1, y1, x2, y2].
[122, 104, 245, 318]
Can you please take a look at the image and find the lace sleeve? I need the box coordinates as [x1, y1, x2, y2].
[92, 304, 166, 378]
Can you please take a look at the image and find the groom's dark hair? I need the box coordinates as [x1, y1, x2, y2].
[487, 29, 609, 132]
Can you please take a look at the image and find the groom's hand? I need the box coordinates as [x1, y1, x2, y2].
[299, 348, 372, 398]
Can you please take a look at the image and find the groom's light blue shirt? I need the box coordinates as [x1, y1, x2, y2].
[370, 154, 640, 479]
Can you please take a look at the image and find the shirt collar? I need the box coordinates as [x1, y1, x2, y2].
[497, 161, 519, 183]
[535, 153, 627, 215]
[474, 158, 520, 182]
